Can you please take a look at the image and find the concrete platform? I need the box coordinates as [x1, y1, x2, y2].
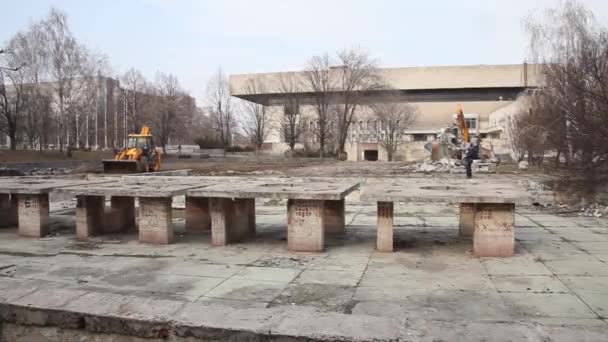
[187, 178, 359, 252]
[361, 178, 536, 256]
[53, 177, 216, 244]
[0, 178, 114, 238]
[0, 200, 606, 341]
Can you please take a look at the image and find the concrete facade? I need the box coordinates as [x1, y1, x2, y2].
[230, 64, 539, 161]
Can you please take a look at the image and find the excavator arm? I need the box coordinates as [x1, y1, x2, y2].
[456, 105, 470, 144]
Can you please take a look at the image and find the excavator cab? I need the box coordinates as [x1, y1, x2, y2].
[102, 126, 162, 174]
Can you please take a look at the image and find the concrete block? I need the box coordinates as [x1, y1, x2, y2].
[210, 198, 255, 246]
[185, 196, 210, 233]
[17, 194, 49, 237]
[138, 197, 173, 244]
[75, 195, 105, 239]
[376, 202, 394, 252]
[108, 196, 136, 233]
[459, 203, 476, 238]
[473, 203, 515, 257]
[324, 199, 345, 234]
[287, 199, 324, 252]
[0, 194, 18, 228]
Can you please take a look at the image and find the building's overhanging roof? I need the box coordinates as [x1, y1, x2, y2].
[230, 63, 541, 105]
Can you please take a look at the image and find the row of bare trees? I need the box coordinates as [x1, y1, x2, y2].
[201, 48, 417, 160]
[509, 0, 608, 180]
[0, 8, 196, 153]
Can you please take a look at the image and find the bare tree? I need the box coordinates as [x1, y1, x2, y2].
[0, 48, 26, 150]
[524, 0, 608, 180]
[304, 53, 335, 157]
[206, 68, 235, 147]
[12, 22, 50, 150]
[278, 72, 304, 151]
[334, 48, 384, 159]
[151, 71, 189, 154]
[121, 68, 147, 132]
[241, 78, 272, 153]
[371, 99, 417, 161]
[42, 8, 92, 152]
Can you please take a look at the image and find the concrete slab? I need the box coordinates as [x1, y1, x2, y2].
[490, 275, 570, 293]
[270, 283, 355, 313]
[360, 178, 535, 205]
[295, 269, 362, 287]
[500, 293, 597, 318]
[543, 258, 608, 276]
[0, 177, 113, 195]
[204, 278, 288, 302]
[53, 177, 211, 198]
[187, 177, 360, 201]
[559, 276, 608, 294]
[578, 293, 608, 318]
[233, 266, 301, 283]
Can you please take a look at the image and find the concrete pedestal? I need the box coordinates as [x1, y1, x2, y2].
[138, 197, 173, 245]
[376, 201, 394, 252]
[185, 196, 211, 233]
[109, 196, 136, 233]
[324, 199, 345, 234]
[473, 203, 515, 257]
[459, 203, 476, 238]
[210, 198, 255, 246]
[17, 194, 49, 238]
[287, 199, 325, 252]
[75, 195, 105, 240]
[0, 194, 18, 228]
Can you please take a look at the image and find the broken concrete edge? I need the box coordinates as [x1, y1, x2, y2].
[125, 169, 194, 177]
[1, 288, 607, 342]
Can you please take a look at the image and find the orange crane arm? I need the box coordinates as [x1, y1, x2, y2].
[456, 105, 470, 143]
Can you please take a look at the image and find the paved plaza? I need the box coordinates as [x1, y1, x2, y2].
[0, 191, 607, 340]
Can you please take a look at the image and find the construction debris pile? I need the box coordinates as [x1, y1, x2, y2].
[0, 167, 72, 177]
[552, 203, 608, 217]
[394, 158, 497, 174]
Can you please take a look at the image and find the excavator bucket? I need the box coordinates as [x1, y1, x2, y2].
[102, 159, 141, 174]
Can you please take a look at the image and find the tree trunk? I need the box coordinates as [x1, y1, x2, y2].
[9, 133, 16, 150]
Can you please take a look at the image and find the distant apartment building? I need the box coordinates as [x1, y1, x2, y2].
[230, 64, 539, 161]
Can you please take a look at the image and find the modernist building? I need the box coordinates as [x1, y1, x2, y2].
[230, 64, 539, 161]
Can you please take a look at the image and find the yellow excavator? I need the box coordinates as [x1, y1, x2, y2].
[102, 126, 162, 173]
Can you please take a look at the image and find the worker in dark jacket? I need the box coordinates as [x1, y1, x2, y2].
[464, 138, 480, 178]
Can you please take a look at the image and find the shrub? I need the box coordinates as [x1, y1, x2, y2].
[226, 145, 255, 152]
[194, 136, 224, 149]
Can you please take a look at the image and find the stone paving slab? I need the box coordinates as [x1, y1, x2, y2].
[0, 177, 114, 194]
[187, 177, 360, 200]
[360, 178, 535, 204]
[52, 176, 215, 197]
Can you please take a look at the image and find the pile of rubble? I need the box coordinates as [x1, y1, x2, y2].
[394, 158, 497, 174]
[551, 203, 608, 217]
[0, 167, 72, 177]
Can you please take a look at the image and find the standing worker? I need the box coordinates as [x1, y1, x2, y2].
[463, 137, 480, 179]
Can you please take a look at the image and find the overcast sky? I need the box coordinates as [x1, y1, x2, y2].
[1, 0, 607, 104]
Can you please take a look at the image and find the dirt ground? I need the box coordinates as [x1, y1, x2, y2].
[0, 149, 561, 179]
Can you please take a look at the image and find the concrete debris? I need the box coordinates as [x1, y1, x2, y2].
[549, 203, 608, 217]
[395, 158, 496, 174]
[0, 167, 72, 176]
[518, 161, 529, 170]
